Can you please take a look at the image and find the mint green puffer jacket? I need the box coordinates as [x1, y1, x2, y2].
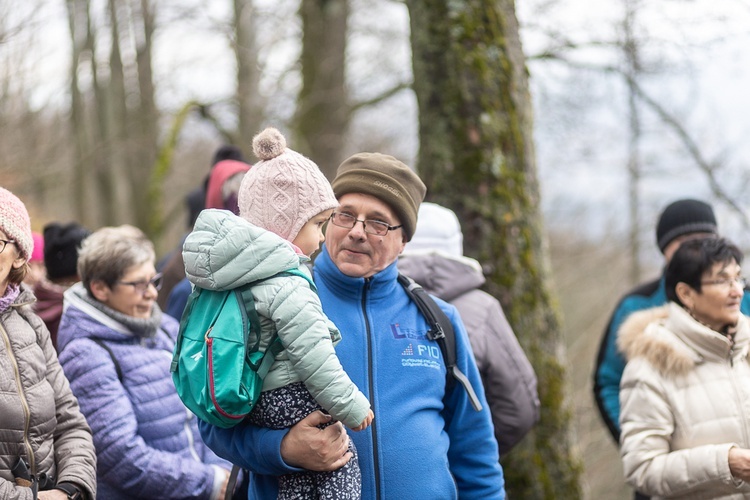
[182, 209, 370, 429]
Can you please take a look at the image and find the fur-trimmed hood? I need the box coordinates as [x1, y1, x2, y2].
[617, 302, 750, 377]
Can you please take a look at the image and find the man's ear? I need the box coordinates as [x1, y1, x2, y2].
[675, 282, 695, 309]
[89, 280, 111, 303]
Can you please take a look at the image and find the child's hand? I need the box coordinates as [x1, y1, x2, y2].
[351, 409, 374, 431]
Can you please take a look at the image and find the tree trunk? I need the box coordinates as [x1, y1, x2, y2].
[407, 0, 582, 497]
[294, 0, 348, 179]
[624, 0, 642, 285]
[65, 0, 90, 225]
[233, 0, 263, 152]
[130, 0, 160, 234]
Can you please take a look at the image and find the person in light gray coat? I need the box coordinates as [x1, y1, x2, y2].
[0, 187, 97, 500]
[399, 202, 539, 455]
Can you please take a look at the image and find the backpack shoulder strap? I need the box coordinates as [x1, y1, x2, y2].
[91, 338, 124, 382]
[234, 267, 315, 371]
[277, 267, 317, 292]
[397, 273, 482, 411]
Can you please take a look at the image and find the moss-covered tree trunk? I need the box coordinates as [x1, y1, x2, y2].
[407, 0, 582, 497]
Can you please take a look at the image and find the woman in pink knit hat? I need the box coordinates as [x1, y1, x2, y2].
[0, 187, 97, 499]
[183, 127, 373, 500]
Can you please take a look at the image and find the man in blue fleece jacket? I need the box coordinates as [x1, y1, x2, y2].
[199, 152, 505, 499]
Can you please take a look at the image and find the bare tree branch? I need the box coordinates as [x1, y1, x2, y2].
[348, 81, 412, 115]
[535, 54, 750, 229]
[623, 73, 750, 229]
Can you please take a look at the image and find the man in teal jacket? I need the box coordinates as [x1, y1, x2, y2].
[199, 152, 505, 499]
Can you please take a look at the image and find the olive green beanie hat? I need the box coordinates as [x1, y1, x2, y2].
[332, 153, 426, 241]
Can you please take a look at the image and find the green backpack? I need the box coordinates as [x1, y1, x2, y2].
[170, 269, 315, 428]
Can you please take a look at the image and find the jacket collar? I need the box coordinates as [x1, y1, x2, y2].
[619, 302, 750, 377]
[314, 244, 401, 301]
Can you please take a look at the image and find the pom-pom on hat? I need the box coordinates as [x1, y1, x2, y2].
[0, 187, 33, 260]
[238, 127, 338, 242]
[43, 222, 91, 280]
[655, 199, 718, 254]
[332, 153, 426, 241]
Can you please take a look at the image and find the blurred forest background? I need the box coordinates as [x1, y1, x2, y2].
[2, 0, 750, 498]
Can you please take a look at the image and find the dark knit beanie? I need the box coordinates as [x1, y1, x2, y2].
[211, 144, 245, 167]
[43, 222, 91, 280]
[332, 153, 427, 241]
[656, 199, 717, 253]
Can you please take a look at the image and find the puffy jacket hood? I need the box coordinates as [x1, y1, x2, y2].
[183, 209, 303, 290]
[398, 251, 484, 302]
[618, 302, 750, 378]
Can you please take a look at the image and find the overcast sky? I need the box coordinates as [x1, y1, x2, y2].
[9, 0, 750, 253]
[518, 0, 750, 251]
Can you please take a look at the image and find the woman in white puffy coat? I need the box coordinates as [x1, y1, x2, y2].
[618, 237, 750, 499]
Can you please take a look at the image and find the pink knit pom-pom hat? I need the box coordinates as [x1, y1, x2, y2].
[0, 187, 33, 260]
[237, 127, 338, 242]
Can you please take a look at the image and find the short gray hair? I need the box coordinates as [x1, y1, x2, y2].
[77, 225, 155, 295]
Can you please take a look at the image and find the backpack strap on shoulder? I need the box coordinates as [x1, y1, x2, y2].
[277, 267, 317, 292]
[398, 273, 482, 411]
[91, 338, 124, 382]
[234, 267, 315, 375]
[235, 284, 282, 376]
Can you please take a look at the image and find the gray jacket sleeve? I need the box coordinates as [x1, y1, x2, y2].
[453, 289, 539, 455]
[23, 307, 98, 499]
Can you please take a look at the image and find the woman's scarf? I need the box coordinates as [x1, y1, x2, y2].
[0, 283, 20, 314]
[73, 285, 163, 338]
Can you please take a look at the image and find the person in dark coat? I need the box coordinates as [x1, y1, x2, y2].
[32, 221, 90, 349]
[592, 198, 750, 500]
[162, 159, 251, 318]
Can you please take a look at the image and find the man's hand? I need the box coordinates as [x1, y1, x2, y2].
[729, 447, 750, 482]
[280, 411, 351, 471]
[38, 491, 67, 500]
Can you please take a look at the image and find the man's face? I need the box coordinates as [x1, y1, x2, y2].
[325, 192, 407, 278]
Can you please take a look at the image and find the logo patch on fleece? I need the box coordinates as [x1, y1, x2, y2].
[392, 323, 441, 370]
[400, 342, 442, 370]
[390, 323, 427, 341]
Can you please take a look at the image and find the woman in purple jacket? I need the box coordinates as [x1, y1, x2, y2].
[57, 225, 231, 500]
